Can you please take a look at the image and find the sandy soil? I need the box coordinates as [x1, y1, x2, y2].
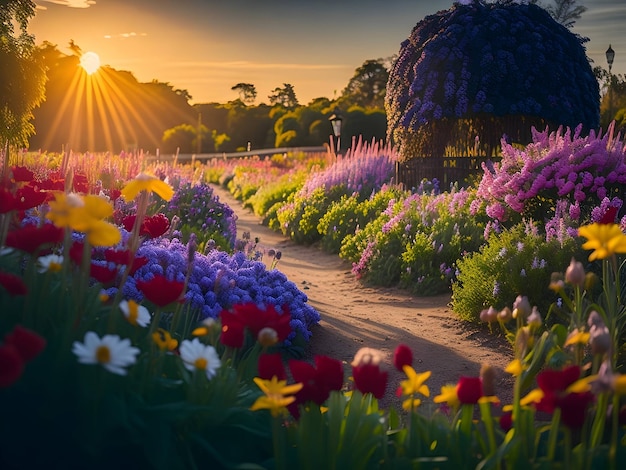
[210, 184, 515, 408]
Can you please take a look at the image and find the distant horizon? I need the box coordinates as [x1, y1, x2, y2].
[29, 0, 626, 105]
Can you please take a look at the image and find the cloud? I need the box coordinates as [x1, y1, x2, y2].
[103, 32, 148, 40]
[38, 0, 96, 8]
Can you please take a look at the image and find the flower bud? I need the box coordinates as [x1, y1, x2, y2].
[258, 327, 279, 347]
[480, 306, 498, 323]
[498, 306, 512, 322]
[527, 306, 542, 327]
[512, 295, 531, 320]
[590, 324, 611, 356]
[480, 364, 496, 397]
[565, 258, 585, 288]
[393, 344, 413, 371]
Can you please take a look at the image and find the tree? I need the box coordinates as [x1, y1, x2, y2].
[340, 59, 389, 109]
[0, 0, 47, 151]
[540, 0, 586, 28]
[231, 83, 257, 105]
[268, 83, 299, 109]
[386, 1, 599, 160]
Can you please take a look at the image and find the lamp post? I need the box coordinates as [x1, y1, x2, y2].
[606, 44, 615, 124]
[328, 108, 343, 156]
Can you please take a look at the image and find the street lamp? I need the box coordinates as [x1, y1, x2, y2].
[328, 108, 343, 155]
[606, 44, 615, 124]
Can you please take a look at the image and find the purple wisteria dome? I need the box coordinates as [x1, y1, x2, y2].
[385, 0, 600, 160]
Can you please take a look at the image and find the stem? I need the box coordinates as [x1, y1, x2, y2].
[547, 408, 561, 461]
[272, 415, 287, 470]
[458, 404, 474, 436]
[479, 400, 498, 465]
[610, 393, 619, 470]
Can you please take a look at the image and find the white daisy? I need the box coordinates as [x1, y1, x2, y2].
[72, 331, 140, 375]
[119, 299, 151, 327]
[37, 254, 64, 273]
[179, 338, 221, 379]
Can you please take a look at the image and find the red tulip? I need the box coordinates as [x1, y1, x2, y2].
[258, 353, 287, 381]
[0, 344, 24, 388]
[136, 274, 185, 307]
[393, 344, 413, 371]
[5, 224, 63, 254]
[4, 325, 46, 362]
[0, 271, 28, 296]
[456, 376, 483, 404]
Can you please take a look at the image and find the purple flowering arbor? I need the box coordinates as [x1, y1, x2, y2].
[386, 1, 599, 189]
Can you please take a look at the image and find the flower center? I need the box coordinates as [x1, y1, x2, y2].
[194, 357, 208, 370]
[127, 300, 139, 325]
[49, 262, 62, 273]
[95, 345, 111, 364]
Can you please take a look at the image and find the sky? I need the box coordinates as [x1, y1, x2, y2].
[28, 0, 626, 105]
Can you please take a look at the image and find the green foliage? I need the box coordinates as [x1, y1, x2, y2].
[276, 186, 349, 245]
[0, 1, 46, 150]
[452, 221, 585, 322]
[318, 187, 403, 254]
[245, 172, 306, 219]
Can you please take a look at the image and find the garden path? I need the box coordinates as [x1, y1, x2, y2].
[210, 184, 514, 408]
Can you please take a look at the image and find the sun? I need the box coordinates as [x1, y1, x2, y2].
[80, 51, 101, 75]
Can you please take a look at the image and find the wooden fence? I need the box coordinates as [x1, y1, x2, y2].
[395, 155, 501, 189]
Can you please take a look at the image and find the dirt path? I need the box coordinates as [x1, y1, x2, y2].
[210, 184, 514, 408]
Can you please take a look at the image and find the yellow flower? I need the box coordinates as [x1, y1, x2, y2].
[578, 223, 626, 261]
[564, 329, 590, 347]
[505, 359, 525, 377]
[520, 388, 544, 406]
[398, 366, 431, 397]
[250, 376, 303, 417]
[433, 384, 460, 409]
[84, 219, 121, 247]
[152, 328, 178, 351]
[46, 192, 120, 247]
[121, 173, 174, 202]
[614, 375, 626, 395]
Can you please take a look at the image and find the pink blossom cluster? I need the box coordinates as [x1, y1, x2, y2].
[472, 124, 626, 224]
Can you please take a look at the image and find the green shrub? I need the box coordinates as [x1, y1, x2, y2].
[318, 186, 405, 254]
[245, 172, 306, 217]
[452, 221, 586, 322]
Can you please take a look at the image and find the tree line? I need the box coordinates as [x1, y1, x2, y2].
[2, 0, 624, 156]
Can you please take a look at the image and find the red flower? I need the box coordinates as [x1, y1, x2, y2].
[393, 344, 413, 371]
[289, 355, 344, 406]
[0, 188, 15, 213]
[122, 214, 137, 233]
[89, 263, 118, 284]
[104, 249, 148, 275]
[122, 213, 170, 238]
[13, 185, 47, 211]
[0, 344, 24, 388]
[142, 213, 170, 238]
[73, 172, 89, 193]
[5, 224, 63, 254]
[599, 205, 619, 224]
[258, 353, 287, 381]
[352, 362, 388, 399]
[10, 166, 34, 182]
[233, 303, 292, 342]
[219, 309, 246, 348]
[0, 271, 28, 296]
[456, 376, 483, 404]
[499, 411, 513, 432]
[535, 365, 594, 428]
[351, 348, 388, 400]
[136, 275, 185, 307]
[69, 241, 87, 265]
[4, 325, 46, 362]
